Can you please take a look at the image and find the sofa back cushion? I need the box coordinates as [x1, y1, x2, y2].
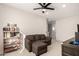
[34, 34, 45, 40]
[35, 35, 41, 40]
[26, 34, 46, 41]
[26, 35, 35, 41]
[40, 35, 46, 40]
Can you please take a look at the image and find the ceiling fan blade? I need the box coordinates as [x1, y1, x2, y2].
[34, 7, 55, 10]
[33, 8, 43, 10]
[38, 3, 44, 7]
[45, 7, 55, 10]
[45, 3, 51, 7]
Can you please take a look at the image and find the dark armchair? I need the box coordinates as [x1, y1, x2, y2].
[25, 34, 51, 52]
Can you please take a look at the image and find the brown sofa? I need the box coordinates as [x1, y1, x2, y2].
[25, 34, 51, 52]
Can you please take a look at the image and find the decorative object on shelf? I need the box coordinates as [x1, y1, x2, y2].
[3, 24, 21, 53]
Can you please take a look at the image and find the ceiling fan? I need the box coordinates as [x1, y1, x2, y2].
[33, 3, 55, 13]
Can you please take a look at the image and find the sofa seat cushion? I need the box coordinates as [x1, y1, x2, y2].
[32, 41, 47, 49]
[32, 41, 47, 56]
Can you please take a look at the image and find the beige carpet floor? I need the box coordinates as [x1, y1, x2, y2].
[5, 40, 62, 56]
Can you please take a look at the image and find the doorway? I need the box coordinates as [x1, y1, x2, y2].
[47, 18, 56, 40]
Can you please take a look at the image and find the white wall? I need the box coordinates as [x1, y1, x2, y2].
[0, 4, 47, 35]
[56, 16, 79, 42]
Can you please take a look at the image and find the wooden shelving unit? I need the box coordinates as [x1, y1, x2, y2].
[3, 24, 21, 53]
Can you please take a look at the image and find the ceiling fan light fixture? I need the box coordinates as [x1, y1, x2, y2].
[42, 9, 46, 13]
[42, 9, 46, 11]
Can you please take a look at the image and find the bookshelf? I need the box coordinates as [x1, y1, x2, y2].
[3, 24, 21, 53]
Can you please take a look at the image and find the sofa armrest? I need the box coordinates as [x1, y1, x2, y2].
[25, 38, 33, 52]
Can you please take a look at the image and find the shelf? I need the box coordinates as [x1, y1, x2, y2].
[4, 42, 20, 46]
[3, 31, 19, 32]
[4, 45, 16, 49]
[4, 37, 19, 40]
[4, 47, 19, 53]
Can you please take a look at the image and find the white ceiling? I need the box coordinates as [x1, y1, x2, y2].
[4, 3, 79, 20]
